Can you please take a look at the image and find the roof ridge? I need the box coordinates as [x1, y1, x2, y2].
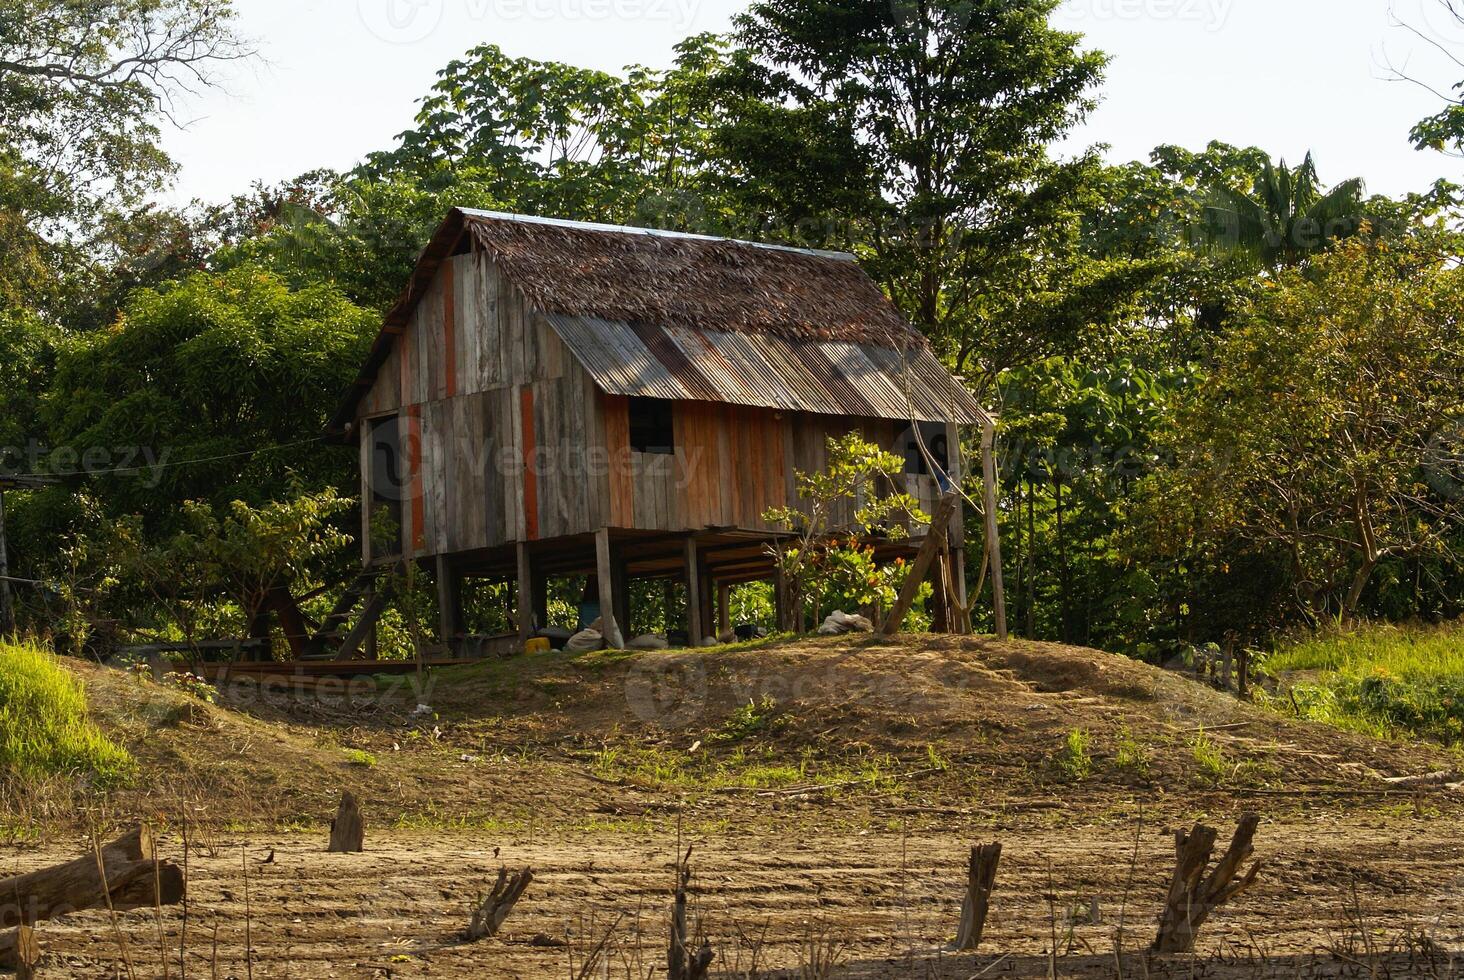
[455, 208, 858, 262]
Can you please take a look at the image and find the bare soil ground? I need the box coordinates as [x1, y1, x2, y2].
[8, 635, 1464, 977]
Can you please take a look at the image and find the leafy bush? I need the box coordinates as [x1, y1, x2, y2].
[1056, 728, 1092, 781]
[0, 640, 133, 786]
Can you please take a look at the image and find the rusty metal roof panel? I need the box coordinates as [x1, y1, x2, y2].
[545, 313, 690, 400]
[860, 344, 990, 425]
[544, 315, 987, 424]
[667, 326, 801, 412]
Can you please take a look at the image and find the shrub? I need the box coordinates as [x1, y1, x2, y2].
[1056, 728, 1092, 781]
[343, 748, 377, 768]
[0, 640, 133, 786]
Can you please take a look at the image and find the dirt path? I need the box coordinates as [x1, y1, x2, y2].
[10, 810, 1464, 978]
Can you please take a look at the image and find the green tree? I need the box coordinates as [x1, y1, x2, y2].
[1141, 235, 1464, 621]
[711, 0, 1132, 384]
[765, 432, 930, 629]
[1200, 153, 1366, 268]
[38, 265, 377, 527]
[0, 0, 247, 315]
[181, 484, 354, 642]
[361, 36, 732, 229]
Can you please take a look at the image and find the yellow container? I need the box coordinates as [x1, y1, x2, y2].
[524, 637, 552, 655]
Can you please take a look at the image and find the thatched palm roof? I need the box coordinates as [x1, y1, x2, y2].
[459, 210, 926, 349]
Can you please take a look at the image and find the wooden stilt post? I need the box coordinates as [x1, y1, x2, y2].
[595, 528, 625, 649]
[684, 537, 703, 645]
[717, 581, 731, 637]
[516, 542, 535, 645]
[981, 422, 1008, 641]
[882, 494, 958, 635]
[436, 554, 462, 651]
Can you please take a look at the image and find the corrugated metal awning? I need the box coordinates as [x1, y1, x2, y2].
[545, 314, 990, 426]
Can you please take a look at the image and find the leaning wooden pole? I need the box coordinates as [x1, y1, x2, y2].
[881, 494, 959, 635]
[0, 487, 12, 634]
[980, 422, 1008, 641]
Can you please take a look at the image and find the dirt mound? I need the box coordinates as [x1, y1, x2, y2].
[39, 635, 1464, 835]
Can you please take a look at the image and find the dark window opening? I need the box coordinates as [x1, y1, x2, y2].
[903, 426, 951, 484]
[368, 415, 403, 559]
[629, 397, 675, 455]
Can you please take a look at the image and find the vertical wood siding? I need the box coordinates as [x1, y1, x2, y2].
[357, 251, 963, 561]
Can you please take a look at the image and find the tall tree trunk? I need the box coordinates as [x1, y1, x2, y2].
[1056, 475, 1070, 644]
[1025, 477, 1037, 639]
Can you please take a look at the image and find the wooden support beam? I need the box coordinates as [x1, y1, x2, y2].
[595, 528, 626, 649]
[685, 537, 703, 645]
[336, 589, 389, 661]
[436, 554, 462, 647]
[882, 494, 959, 635]
[268, 586, 311, 660]
[981, 422, 1008, 641]
[717, 581, 731, 636]
[930, 536, 952, 634]
[516, 542, 535, 644]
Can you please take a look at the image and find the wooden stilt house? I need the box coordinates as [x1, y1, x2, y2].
[326, 209, 1004, 655]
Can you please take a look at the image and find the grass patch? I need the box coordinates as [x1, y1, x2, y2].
[711, 696, 782, 743]
[0, 639, 133, 787]
[343, 748, 377, 768]
[589, 744, 900, 794]
[1113, 725, 1150, 777]
[1264, 620, 1464, 745]
[1054, 728, 1092, 781]
[1189, 730, 1227, 785]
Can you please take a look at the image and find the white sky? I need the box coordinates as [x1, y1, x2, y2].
[162, 0, 1464, 206]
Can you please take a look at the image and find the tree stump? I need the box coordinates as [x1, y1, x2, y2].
[667, 854, 713, 980]
[12, 925, 38, 980]
[464, 867, 534, 941]
[1153, 813, 1263, 954]
[328, 792, 364, 853]
[954, 842, 1001, 951]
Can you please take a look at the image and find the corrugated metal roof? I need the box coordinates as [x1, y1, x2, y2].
[544, 314, 990, 426]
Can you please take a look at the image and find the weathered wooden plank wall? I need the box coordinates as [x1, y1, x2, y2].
[357, 250, 963, 562]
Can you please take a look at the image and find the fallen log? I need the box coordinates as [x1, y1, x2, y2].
[1153, 813, 1262, 954]
[0, 826, 163, 927]
[0, 827, 185, 969]
[328, 792, 364, 853]
[953, 842, 1001, 951]
[1383, 770, 1462, 789]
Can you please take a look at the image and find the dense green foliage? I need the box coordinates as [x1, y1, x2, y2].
[0, 638, 132, 785]
[0, 0, 1459, 661]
